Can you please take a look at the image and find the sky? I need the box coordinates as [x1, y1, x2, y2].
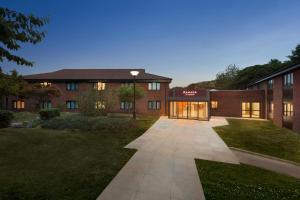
[1, 0, 300, 86]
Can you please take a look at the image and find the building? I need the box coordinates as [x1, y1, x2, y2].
[11, 69, 172, 116]
[8, 63, 300, 133]
[247, 63, 300, 133]
[167, 63, 300, 133]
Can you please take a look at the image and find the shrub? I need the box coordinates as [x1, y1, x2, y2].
[42, 114, 135, 132]
[0, 110, 14, 128]
[39, 108, 60, 120]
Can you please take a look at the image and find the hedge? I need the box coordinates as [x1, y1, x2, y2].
[39, 108, 60, 120]
[0, 110, 14, 128]
[42, 114, 135, 131]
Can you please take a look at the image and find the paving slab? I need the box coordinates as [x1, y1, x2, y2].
[232, 149, 300, 179]
[97, 116, 239, 200]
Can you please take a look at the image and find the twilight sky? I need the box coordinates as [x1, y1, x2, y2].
[1, 0, 300, 86]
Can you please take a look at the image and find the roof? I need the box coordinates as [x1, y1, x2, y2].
[23, 68, 172, 82]
[248, 63, 300, 87]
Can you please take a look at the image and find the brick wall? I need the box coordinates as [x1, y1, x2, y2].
[210, 90, 265, 118]
[293, 68, 300, 132]
[12, 81, 169, 116]
[273, 76, 283, 127]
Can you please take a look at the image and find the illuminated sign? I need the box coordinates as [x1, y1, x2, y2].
[183, 90, 198, 96]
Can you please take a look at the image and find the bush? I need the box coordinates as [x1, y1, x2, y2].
[0, 110, 14, 128]
[42, 114, 135, 132]
[39, 108, 60, 120]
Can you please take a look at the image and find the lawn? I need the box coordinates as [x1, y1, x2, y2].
[0, 117, 157, 200]
[214, 118, 300, 163]
[196, 159, 300, 200]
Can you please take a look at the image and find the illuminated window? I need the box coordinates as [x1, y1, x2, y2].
[242, 102, 260, 118]
[40, 82, 51, 87]
[66, 82, 78, 91]
[148, 82, 160, 91]
[41, 101, 52, 109]
[251, 102, 260, 118]
[95, 101, 105, 109]
[12, 100, 25, 109]
[284, 73, 293, 87]
[242, 102, 251, 118]
[66, 101, 78, 109]
[148, 101, 160, 110]
[211, 101, 218, 109]
[93, 82, 106, 90]
[120, 101, 132, 110]
[283, 102, 293, 117]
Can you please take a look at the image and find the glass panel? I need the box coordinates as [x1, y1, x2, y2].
[242, 110, 250, 118]
[252, 111, 260, 118]
[190, 102, 198, 118]
[252, 102, 260, 111]
[198, 102, 207, 119]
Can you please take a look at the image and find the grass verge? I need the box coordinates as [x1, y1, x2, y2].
[0, 117, 157, 200]
[214, 118, 300, 163]
[196, 159, 300, 200]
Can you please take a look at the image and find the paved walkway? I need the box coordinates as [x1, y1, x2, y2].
[232, 149, 300, 179]
[97, 117, 239, 200]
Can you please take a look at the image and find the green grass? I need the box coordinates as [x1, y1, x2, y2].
[214, 119, 300, 163]
[0, 117, 157, 200]
[196, 159, 300, 200]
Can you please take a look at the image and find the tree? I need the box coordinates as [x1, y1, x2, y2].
[0, 7, 48, 67]
[215, 64, 240, 89]
[287, 44, 300, 65]
[117, 85, 145, 102]
[76, 89, 116, 116]
[22, 83, 61, 110]
[0, 68, 24, 109]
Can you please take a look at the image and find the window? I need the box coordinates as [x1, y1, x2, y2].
[120, 101, 132, 110]
[95, 101, 105, 109]
[148, 101, 161, 110]
[242, 102, 251, 118]
[242, 102, 260, 118]
[66, 101, 78, 109]
[93, 82, 105, 90]
[211, 101, 218, 109]
[121, 83, 133, 87]
[267, 79, 274, 89]
[251, 102, 260, 118]
[12, 100, 25, 109]
[66, 82, 78, 91]
[40, 82, 51, 87]
[283, 102, 293, 117]
[40, 101, 52, 109]
[284, 73, 293, 87]
[148, 82, 160, 91]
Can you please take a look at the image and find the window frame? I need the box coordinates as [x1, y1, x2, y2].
[242, 102, 260, 118]
[267, 79, 274, 89]
[120, 101, 133, 110]
[40, 100, 52, 109]
[93, 81, 106, 91]
[284, 73, 293, 87]
[66, 82, 79, 91]
[283, 102, 293, 117]
[66, 100, 78, 109]
[211, 101, 218, 109]
[148, 100, 161, 110]
[148, 82, 161, 91]
[12, 100, 25, 109]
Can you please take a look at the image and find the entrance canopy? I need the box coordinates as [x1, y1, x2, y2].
[168, 89, 210, 120]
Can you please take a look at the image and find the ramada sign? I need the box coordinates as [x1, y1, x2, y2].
[183, 90, 198, 96]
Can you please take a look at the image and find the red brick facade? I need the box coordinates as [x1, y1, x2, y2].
[11, 81, 170, 116]
[210, 90, 265, 118]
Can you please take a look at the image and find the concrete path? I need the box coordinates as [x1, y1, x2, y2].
[232, 149, 300, 179]
[97, 117, 239, 200]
